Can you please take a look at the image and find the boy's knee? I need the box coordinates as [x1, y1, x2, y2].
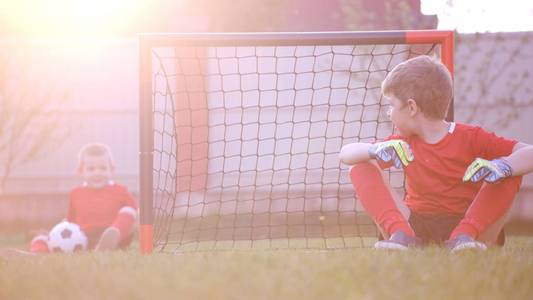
[112, 206, 137, 239]
[481, 175, 523, 195]
[350, 161, 378, 174]
[349, 161, 381, 184]
[504, 175, 523, 191]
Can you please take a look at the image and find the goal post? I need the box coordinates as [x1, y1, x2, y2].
[139, 30, 454, 254]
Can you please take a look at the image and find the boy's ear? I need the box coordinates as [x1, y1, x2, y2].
[406, 98, 419, 116]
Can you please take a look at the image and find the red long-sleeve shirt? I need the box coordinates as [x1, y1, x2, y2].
[67, 183, 137, 246]
[382, 123, 517, 215]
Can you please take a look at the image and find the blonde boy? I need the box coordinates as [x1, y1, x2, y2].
[31, 143, 138, 252]
[340, 55, 533, 251]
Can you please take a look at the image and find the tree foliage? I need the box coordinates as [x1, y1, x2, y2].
[340, 0, 436, 30]
[0, 44, 70, 193]
[185, 0, 436, 32]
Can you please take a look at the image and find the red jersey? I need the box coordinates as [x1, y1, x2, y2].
[67, 183, 138, 245]
[382, 123, 517, 215]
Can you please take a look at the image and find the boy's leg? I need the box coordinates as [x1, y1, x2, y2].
[477, 211, 509, 245]
[449, 176, 522, 246]
[95, 227, 121, 251]
[95, 206, 137, 251]
[350, 162, 414, 239]
[30, 234, 50, 253]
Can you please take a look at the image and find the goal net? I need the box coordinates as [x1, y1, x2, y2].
[139, 31, 454, 253]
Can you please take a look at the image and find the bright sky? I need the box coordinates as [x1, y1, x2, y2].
[421, 0, 533, 33]
[0, 0, 144, 36]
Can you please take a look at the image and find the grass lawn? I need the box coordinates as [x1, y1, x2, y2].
[1, 236, 532, 300]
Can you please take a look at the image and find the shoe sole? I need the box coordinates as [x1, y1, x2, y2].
[374, 241, 408, 251]
[451, 241, 487, 252]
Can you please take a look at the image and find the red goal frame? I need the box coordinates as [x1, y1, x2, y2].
[139, 30, 454, 254]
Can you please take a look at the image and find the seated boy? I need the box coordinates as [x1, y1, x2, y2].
[339, 55, 533, 251]
[31, 143, 138, 252]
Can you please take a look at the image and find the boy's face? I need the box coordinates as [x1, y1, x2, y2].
[386, 94, 415, 136]
[80, 154, 113, 188]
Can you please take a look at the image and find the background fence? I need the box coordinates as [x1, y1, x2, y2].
[1, 31, 532, 232]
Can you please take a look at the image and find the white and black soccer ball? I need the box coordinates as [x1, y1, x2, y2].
[48, 221, 88, 253]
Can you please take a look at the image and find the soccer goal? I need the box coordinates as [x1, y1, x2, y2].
[139, 30, 454, 253]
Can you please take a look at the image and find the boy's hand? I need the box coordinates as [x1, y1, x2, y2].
[463, 158, 513, 183]
[368, 140, 414, 169]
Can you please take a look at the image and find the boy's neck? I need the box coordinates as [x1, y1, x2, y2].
[83, 180, 115, 189]
[414, 118, 451, 144]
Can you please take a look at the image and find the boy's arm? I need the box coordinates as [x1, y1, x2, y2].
[111, 186, 138, 232]
[506, 142, 533, 176]
[463, 142, 533, 183]
[94, 187, 138, 251]
[66, 191, 76, 222]
[340, 140, 414, 169]
[339, 143, 373, 165]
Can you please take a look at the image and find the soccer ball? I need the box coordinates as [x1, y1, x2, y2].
[48, 221, 88, 253]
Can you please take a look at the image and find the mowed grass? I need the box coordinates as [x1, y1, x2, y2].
[1, 237, 532, 300]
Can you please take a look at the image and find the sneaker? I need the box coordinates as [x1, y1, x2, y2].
[95, 227, 121, 251]
[445, 234, 487, 252]
[374, 230, 423, 250]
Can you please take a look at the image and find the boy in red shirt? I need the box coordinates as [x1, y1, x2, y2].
[339, 55, 533, 251]
[31, 143, 138, 252]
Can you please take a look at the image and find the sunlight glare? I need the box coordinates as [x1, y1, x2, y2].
[2, 0, 145, 36]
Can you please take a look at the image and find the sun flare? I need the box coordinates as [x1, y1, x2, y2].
[2, 0, 144, 36]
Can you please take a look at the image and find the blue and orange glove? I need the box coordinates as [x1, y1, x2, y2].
[368, 140, 414, 169]
[462, 158, 513, 183]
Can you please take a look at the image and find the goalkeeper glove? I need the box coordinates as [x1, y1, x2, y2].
[462, 158, 513, 183]
[368, 140, 414, 169]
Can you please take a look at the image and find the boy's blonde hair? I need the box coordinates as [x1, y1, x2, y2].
[382, 55, 453, 120]
[78, 143, 114, 168]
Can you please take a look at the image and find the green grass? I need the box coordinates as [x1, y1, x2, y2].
[1, 237, 532, 300]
